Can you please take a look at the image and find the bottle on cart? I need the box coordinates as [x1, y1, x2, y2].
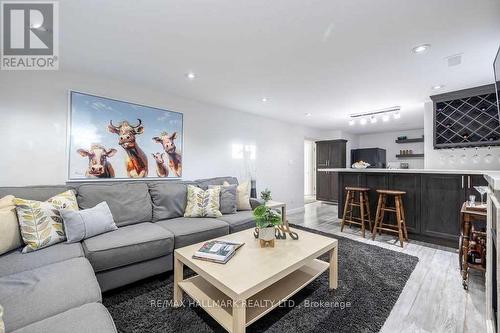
[467, 241, 482, 265]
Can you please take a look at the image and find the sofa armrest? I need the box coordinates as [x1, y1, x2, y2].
[250, 198, 264, 210]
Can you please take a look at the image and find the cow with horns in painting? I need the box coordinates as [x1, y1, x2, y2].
[108, 119, 148, 178]
[77, 144, 117, 178]
[152, 132, 182, 177]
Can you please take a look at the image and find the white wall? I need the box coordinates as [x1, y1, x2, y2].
[0, 71, 326, 210]
[303, 140, 315, 196]
[339, 131, 359, 166]
[357, 129, 425, 169]
[424, 101, 500, 171]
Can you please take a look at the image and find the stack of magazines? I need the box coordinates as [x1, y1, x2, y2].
[193, 240, 244, 264]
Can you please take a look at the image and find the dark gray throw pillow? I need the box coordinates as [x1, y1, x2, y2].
[61, 201, 118, 243]
[209, 184, 237, 214]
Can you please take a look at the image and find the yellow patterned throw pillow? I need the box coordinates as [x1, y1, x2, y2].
[184, 185, 222, 218]
[14, 190, 79, 253]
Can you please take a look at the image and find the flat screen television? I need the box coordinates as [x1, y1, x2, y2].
[495, 45, 500, 119]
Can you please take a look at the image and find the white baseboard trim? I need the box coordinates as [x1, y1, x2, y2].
[288, 206, 305, 215]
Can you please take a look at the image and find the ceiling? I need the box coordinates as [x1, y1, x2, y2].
[61, 0, 500, 134]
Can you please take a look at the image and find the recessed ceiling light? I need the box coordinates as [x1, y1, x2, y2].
[186, 72, 196, 80]
[432, 85, 444, 90]
[412, 44, 431, 54]
[382, 114, 390, 122]
[360, 118, 367, 125]
[261, 97, 268, 102]
[393, 111, 401, 119]
[348, 119, 355, 126]
[370, 116, 377, 124]
[305, 113, 312, 117]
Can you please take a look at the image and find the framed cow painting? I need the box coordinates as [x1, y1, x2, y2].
[67, 91, 183, 181]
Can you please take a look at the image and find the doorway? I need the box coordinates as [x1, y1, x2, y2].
[304, 140, 316, 203]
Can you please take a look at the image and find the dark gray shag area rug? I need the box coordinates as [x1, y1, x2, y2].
[103, 225, 419, 333]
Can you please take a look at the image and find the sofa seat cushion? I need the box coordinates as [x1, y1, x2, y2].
[11, 303, 117, 333]
[0, 258, 101, 332]
[76, 182, 152, 227]
[83, 222, 174, 272]
[217, 211, 255, 233]
[156, 217, 229, 248]
[0, 242, 84, 277]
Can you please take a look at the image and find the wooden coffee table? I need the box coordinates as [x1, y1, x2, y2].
[173, 228, 338, 333]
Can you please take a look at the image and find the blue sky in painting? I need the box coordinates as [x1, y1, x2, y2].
[69, 92, 183, 179]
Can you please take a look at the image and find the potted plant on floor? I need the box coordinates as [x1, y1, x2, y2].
[253, 205, 282, 247]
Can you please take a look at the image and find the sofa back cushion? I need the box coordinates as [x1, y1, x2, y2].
[0, 186, 70, 202]
[148, 181, 195, 221]
[209, 184, 237, 214]
[77, 182, 152, 227]
[195, 176, 238, 190]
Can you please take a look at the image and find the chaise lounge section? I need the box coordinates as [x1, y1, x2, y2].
[0, 176, 260, 332]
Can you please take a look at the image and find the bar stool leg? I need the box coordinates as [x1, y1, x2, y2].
[395, 195, 404, 247]
[364, 192, 372, 232]
[347, 194, 355, 228]
[399, 196, 409, 241]
[341, 190, 351, 232]
[379, 194, 387, 235]
[372, 194, 382, 240]
[359, 191, 366, 238]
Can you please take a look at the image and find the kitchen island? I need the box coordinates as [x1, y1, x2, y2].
[318, 168, 490, 248]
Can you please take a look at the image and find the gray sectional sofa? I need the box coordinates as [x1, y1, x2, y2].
[0, 177, 259, 333]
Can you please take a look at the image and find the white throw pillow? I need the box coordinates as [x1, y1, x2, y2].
[224, 180, 251, 211]
[0, 195, 23, 255]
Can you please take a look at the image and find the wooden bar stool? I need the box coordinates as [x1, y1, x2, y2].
[341, 187, 372, 238]
[372, 189, 408, 247]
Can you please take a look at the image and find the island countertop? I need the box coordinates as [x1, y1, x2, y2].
[319, 167, 495, 175]
[319, 168, 500, 190]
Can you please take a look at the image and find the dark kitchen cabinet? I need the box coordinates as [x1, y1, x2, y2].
[420, 174, 464, 243]
[316, 171, 340, 202]
[316, 171, 332, 201]
[316, 142, 331, 168]
[316, 140, 347, 169]
[315, 140, 347, 202]
[331, 172, 339, 202]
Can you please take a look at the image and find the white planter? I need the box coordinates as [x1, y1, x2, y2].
[259, 227, 275, 241]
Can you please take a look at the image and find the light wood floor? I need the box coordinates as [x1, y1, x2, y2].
[288, 201, 486, 333]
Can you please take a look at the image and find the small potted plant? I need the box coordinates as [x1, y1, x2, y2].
[253, 205, 281, 247]
[260, 188, 272, 203]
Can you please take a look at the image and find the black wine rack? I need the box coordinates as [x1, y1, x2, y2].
[431, 84, 500, 149]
